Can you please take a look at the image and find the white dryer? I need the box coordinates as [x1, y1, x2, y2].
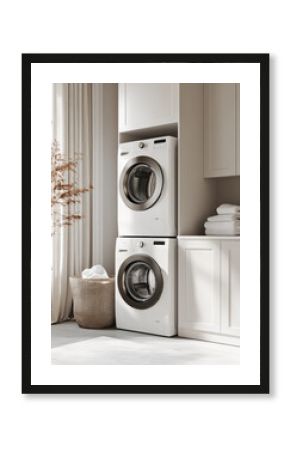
[115, 237, 177, 337]
[118, 136, 177, 237]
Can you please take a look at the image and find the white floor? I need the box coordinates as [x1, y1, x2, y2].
[51, 321, 239, 365]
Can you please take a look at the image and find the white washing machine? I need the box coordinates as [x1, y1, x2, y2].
[118, 136, 177, 237]
[115, 237, 177, 337]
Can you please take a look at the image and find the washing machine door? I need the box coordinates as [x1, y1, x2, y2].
[117, 255, 163, 309]
[120, 156, 163, 210]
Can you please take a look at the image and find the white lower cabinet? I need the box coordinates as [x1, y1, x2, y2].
[178, 237, 240, 345]
[221, 240, 240, 337]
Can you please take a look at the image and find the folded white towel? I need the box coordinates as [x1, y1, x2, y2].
[81, 265, 109, 279]
[216, 203, 240, 215]
[204, 220, 240, 236]
[207, 213, 240, 222]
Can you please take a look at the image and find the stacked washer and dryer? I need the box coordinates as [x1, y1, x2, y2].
[115, 136, 177, 336]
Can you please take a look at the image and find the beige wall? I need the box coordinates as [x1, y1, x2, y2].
[215, 176, 240, 206]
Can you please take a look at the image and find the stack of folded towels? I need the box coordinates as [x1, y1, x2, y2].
[204, 204, 240, 236]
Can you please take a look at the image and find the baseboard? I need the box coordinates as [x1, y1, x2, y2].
[178, 328, 240, 346]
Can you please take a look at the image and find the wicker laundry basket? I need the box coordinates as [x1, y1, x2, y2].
[69, 277, 115, 329]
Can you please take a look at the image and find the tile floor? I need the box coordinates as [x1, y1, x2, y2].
[51, 321, 239, 365]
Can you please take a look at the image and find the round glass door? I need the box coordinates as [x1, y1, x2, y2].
[118, 255, 163, 309]
[127, 164, 156, 204]
[120, 157, 163, 210]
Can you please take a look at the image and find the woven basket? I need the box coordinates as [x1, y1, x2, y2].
[69, 277, 115, 329]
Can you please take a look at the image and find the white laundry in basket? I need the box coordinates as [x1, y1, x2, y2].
[81, 265, 109, 279]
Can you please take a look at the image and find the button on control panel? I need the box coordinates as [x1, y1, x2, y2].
[136, 241, 144, 248]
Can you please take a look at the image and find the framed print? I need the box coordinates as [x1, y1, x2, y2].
[22, 53, 269, 394]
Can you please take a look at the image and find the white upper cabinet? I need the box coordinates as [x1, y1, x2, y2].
[235, 84, 240, 175]
[118, 83, 179, 132]
[204, 83, 240, 178]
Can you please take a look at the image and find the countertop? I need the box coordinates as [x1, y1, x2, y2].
[177, 235, 240, 240]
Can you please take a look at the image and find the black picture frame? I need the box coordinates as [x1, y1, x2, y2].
[22, 53, 269, 394]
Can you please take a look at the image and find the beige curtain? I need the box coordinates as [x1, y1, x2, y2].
[51, 84, 93, 323]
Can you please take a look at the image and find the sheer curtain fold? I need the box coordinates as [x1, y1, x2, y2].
[51, 84, 93, 324]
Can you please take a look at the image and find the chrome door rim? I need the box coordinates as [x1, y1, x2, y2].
[119, 156, 163, 210]
[117, 254, 163, 309]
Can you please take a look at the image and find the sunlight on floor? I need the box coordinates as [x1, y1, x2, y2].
[51, 321, 240, 365]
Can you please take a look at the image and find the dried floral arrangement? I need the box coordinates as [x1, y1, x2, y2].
[51, 139, 92, 234]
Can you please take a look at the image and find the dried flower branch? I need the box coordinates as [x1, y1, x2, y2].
[51, 139, 93, 235]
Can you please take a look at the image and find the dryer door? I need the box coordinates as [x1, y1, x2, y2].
[120, 156, 163, 210]
[117, 255, 163, 309]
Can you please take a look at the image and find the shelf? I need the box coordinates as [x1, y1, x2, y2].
[119, 123, 178, 143]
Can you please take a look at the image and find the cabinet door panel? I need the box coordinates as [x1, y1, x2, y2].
[179, 240, 220, 333]
[221, 240, 240, 336]
[204, 84, 236, 178]
[119, 83, 179, 131]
